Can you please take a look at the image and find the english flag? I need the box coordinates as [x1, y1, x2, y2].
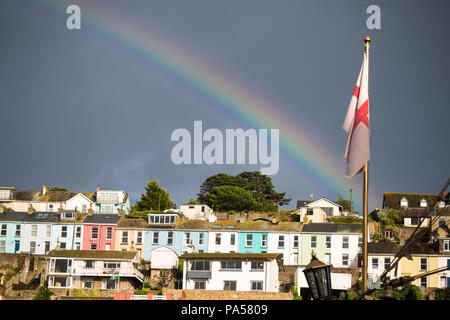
[343, 50, 370, 178]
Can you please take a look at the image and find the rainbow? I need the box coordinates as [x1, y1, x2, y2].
[35, 0, 383, 210]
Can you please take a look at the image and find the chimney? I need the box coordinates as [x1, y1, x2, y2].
[28, 204, 35, 215]
[43, 184, 48, 195]
[56, 241, 61, 250]
[309, 193, 314, 202]
[187, 240, 195, 253]
[97, 185, 101, 192]
[0, 205, 4, 214]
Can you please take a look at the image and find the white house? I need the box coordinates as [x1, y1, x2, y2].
[207, 221, 239, 253]
[46, 250, 144, 291]
[305, 198, 342, 216]
[266, 222, 303, 266]
[291, 207, 327, 224]
[179, 204, 213, 220]
[367, 242, 402, 288]
[21, 210, 60, 255]
[181, 252, 281, 292]
[295, 266, 353, 292]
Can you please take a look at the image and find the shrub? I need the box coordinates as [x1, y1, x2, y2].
[435, 288, 450, 300]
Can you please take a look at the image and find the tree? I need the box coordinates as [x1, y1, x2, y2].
[337, 194, 352, 212]
[50, 187, 67, 191]
[34, 281, 55, 300]
[135, 179, 173, 212]
[205, 185, 257, 212]
[197, 171, 291, 212]
[186, 198, 200, 205]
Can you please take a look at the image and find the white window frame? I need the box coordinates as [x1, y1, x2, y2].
[184, 232, 190, 245]
[153, 232, 159, 245]
[261, 234, 267, 248]
[106, 227, 113, 240]
[246, 234, 253, 248]
[61, 226, 68, 238]
[136, 231, 143, 245]
[46, 225, 52, 238]
[251, 280, 263, 291]
[31, 225, 37, 237]
[91, 227, 98, 239]
[1, 224, 7, 236]
[121, 231, 129, 244]
[278, 235, 285, 248]
[342, 236, 349, 249]
[15, 225, 21, 237]
[167, 231, 174, 245]
[311, 236, 317, 249]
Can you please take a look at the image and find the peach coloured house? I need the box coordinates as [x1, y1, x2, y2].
[82, 214, 122, 251]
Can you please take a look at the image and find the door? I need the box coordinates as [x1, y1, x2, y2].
[45, 241, 50, 253]
[14, 241, 20, 253]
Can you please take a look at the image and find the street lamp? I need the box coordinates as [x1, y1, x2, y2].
[303, 251, 332, 300]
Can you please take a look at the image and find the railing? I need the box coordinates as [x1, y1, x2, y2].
[131, 294, 148, 300]
[152, 295, 167, 300]
[50, 267, 144, 281]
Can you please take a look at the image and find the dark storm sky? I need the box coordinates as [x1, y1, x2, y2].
[0, 0, 448, 213]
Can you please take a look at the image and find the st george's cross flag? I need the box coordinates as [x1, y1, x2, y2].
[343, 50, 370, 178]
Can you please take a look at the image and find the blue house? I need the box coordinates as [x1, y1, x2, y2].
[173, 220, 210, 255]
[237, 221, 270, 253]
[51, 210, 85, 251]
[0, 211, 27, 253]
[143, 212, 180, 261]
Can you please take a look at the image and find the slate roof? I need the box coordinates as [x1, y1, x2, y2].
[21, 212, 60, 223]
[10, 190, 96, 202]
[367, 242, 401, 254]
[296, 200, 310, 208]
[383, 193, 441, 210]
[47, 250, 137, 260]
[301, 223, 362, 233]
[82, 214, 122, 224]
[180, 252, 280, 260]
[0, 211, 29, 222]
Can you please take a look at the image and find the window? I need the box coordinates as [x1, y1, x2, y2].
[190, 260, 210, 271]
[184, 232, 190, 245]
[325, 236, 331, 249]
[420, 258, 427, 271]
[311, 236, 317, 249]
[342, 236, 349, 249]
[410, 217, 419, 226]
[76, 226, 81, 238]
[307, 209, 314, 216]
[91, 227, 98, 239]
[0, 190, 11, 200]
[230, 234, 235, 246]
[104, 261, 120, 269]
[75, 243, 81, 250]
[0, 241, 5, 253]
[246, 234, 253, 247]
[45, 241, 50, 253]
[384, 258, 391, 270]
[31, 225, 37, 237]
[261, 234, 267, 248]
[136, 232, 142, 245]
[420, 199, 428, 207]
[278, 235, 285, 248]
[83, 280, 93, 289]
[82, 204, 88, 213]
[400, 197, 408, 207]
[444, 240, 450, 251]
[121, 231, 128, 244]
[106, 228, 112, 240]
[61, 226, 67, 238]
[62, 212, 74, 220]
[223, 280, 237, 291]
[201, 206, 205, 213]
[251, 261, 264, 271]
[251, 281, 263, 291]
[167, 232, 173, 245]
[220, 260, 242, 270]
[97, 192, 119, 204]
[1, 224, 6, 236]
[420, 277, 427, 287]
[153, 232, 159, 245]
[30, 241, 36, 254]
[60, 242, 66, 250]
[372, 258, 379, 269]
[90, 243, 97, 250]
[215, 233, 221, 245]
[194, 280, 206, 290]
[358, 236, 363, 248]
[49, 204, 54, 211]
[15, 225, 21, 237]
[100, 204, 114, 213]
[49, 277, 71, 288]
[198, 233, 204, 246]
[293, 235, 299, 249]
[103, 278, 118, 290]
[342, 254, 349, 266]
[46, 225, 52, 237]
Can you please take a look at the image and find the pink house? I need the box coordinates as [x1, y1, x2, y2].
[82, 214, 122, 251]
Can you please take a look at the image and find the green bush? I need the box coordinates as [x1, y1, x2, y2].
[34, 281, 55, 300]
[292, 286, 302, 300]
[435, 288, 450, 300]
[134, 289, 150, 295]
[346, 291, 358, 300]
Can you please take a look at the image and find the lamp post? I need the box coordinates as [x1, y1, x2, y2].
[303, 251, 332, 300]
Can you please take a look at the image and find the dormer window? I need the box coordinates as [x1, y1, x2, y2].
[149, 214, 176, 225]
[420, 199, 427, 207]
[61, 211, 75, 220]
[400, 197, 408, 207]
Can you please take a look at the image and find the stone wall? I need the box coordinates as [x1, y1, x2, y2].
[162, 288, 292, 300]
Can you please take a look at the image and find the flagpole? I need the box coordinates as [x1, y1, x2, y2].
[362, 35, 371, 296]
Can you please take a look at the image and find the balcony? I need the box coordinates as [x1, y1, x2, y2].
[72, 266, 144, 281]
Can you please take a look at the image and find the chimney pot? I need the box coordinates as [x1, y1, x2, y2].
[43, 184, 48, 195]
[0, 206, 4, 214]
[97, 185, 101, 192]
[28, 204, 35, 215]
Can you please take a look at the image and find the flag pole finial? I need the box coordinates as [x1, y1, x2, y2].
[364, 36, 371, 43]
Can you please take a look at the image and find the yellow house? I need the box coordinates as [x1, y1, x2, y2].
[115, 218, 149, 260]
[399, 244, 440, 288]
